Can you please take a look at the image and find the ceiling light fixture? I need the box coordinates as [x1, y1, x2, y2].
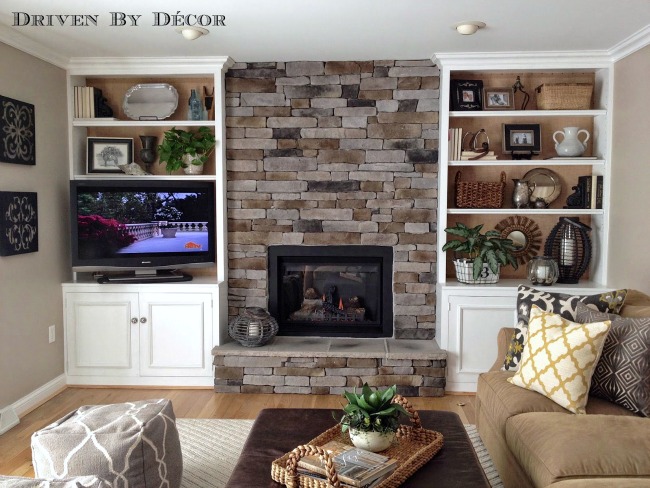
[176, 26, 209, 40]
[454, 21, 486, 36]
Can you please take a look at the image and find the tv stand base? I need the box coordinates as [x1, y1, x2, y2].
[96, 270, 193, 284]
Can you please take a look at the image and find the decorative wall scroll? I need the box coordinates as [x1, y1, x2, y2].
[0, 95, 36, 165]
[0, 191, 38, 256]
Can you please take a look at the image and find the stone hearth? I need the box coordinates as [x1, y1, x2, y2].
[212, 337, 447, 396]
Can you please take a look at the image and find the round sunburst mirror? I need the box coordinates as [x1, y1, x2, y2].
[495, 216, 542, 265]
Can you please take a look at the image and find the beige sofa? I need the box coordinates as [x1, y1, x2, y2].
[476, 290, 650, 488]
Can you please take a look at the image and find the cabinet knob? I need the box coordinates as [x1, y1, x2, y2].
[140, 317, 147, 324]
[131, 318, 138, 324]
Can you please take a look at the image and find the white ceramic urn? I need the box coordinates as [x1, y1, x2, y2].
[349, 428, 395, 452]
[553, 127, 590, 157]
[183, 154, 204, 174]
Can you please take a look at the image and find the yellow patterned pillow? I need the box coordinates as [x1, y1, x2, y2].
[508, 305, 611, 414]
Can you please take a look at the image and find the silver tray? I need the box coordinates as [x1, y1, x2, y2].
[523, 167, 562, 204]
[123, 83, 178, 120]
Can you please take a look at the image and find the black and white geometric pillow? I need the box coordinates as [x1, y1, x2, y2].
[576, 302, 650, 417]
[502, 285, 628, 371]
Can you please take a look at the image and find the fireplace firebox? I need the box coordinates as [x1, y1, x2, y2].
[268, 246, 393, 337]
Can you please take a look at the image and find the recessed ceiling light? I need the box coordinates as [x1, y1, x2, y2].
[175, 26, 209, 40]
[454, 21, 486, 36]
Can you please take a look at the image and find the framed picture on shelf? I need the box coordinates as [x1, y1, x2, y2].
[450, 79, 483, 111]
[483, 87, 515, 110]
[87, 137, 133, 173]
[502, 124, 541, 157]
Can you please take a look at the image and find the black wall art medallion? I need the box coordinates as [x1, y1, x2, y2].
[0, 95, 36, 165]
[0, 191, 38, 256]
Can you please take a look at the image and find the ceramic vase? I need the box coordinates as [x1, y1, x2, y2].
[139, 135, 158, 170]
[183, 154, 204, 175]
[349, 428, 395, 452]
[553, 127, 590, 157]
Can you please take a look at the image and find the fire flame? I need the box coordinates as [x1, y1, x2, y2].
[338, 298, 344, 310]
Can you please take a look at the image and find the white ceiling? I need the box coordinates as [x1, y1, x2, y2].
[1, 0, 649, 66]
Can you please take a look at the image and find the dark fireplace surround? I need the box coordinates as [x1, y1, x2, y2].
[268, 245, 393, 338]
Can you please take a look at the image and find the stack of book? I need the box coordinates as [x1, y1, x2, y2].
[448, 128, 463, 161]
[297, 440, 398, 488]
[460, 150, 497, 160]
[73, 86, 108, 119]
[576, 175, 604, 209]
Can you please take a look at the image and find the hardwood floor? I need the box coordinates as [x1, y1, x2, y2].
[0, 387, 475, 478]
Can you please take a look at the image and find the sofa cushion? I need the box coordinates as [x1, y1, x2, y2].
[576, 301, 650, 417]
[506, 412, 650, 487]
[0, 476, 109, 487]
[503, 286, 627, 371]
[508, 306, 611, 414]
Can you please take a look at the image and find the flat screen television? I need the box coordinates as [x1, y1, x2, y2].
[70, 179, 216, 282]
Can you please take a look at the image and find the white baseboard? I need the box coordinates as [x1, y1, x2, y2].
[0, 374, 67, 435]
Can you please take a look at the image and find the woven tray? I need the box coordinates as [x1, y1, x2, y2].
[455, 170, 506, 209]
[271, 396, 444, 488]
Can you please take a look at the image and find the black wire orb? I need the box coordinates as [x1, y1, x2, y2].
[543, 217, 592, 284]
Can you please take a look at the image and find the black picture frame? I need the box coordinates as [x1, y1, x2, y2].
[450, 79, 483, 111]
[502, 123, 541, 155]
[0, 191, 38, 256]
[0, 95, 36, 165]
[87, 137, 133, 173]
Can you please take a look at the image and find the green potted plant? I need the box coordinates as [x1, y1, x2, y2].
[336, 383, 409, 452]
[442, 222, 518, 284]
[157, 126, 216, 175]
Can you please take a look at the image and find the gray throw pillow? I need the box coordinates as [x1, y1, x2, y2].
[576, 302, 650, 417]
[503, 285, 628, 371]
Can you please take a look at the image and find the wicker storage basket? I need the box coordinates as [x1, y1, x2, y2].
[535, 83, 593, 110]
[271, 396, 444, 488]
[454, 171, 505, 209]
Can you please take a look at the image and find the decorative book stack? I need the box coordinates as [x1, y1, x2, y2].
[577, 175, 603, 209]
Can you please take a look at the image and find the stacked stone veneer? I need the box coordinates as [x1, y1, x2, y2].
[225, 60, 440, 340]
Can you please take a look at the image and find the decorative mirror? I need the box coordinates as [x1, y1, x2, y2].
[495, 215, 542, 265]
[123, 83, 178, 120]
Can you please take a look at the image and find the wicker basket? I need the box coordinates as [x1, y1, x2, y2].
[535, 83, 593, 110]
[454, 171, 505, 209]
[271, 396, 444, 488]
[228, 307, 278, 347]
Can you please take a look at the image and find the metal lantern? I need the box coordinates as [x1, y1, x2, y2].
[544, 217, 592, 284]
[228, 307, 278, 347]
[526, 256, 559, 286]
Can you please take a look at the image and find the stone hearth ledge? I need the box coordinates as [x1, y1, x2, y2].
[212, 337, 447, 397]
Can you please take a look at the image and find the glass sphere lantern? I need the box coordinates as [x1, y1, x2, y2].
[228, 307, 278, 347]
[527, 256, 559, 286]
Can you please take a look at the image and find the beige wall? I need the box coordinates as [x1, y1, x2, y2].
[609, 45, 650, 294]
[0, 43, 69, 409]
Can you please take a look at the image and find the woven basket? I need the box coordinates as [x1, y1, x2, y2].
[455, 171, 505, 209]
[535, 83, 593, 110]
[271, 396, 444, 488]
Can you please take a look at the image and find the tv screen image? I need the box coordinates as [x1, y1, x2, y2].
[70, 179, 216, 279]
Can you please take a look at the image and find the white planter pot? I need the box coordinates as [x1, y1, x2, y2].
[453, 258, 500, 284]
[348, 428, 395, 452]
[183, 154, 204, 175]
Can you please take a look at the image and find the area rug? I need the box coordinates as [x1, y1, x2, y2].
[176, 419, 504, 488]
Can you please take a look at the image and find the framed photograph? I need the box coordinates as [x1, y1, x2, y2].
[483, 87, 515, 110]
[502, 124, 541, 156]
[450, 79, 483, 111]
[87, 137, 133, 173]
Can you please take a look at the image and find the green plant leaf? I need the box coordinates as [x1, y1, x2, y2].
[472, 257, 484, 280]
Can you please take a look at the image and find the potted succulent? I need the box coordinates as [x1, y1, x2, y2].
[442, 222, 518, 284]
[336, 383, 409, 452]
[158, 126, 216, 175]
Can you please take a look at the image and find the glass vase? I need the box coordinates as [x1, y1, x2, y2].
[527, 256, 559, 286]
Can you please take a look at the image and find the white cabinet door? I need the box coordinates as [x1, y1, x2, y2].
[65, 292, 139, 376]
[138, 293, 213, 377]
[446, 294, 516, 392]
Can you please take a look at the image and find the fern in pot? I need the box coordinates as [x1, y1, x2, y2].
[442, 222, 518, 284]
[336, 383, 409, 452]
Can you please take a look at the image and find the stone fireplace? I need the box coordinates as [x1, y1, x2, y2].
[268, 245, 393, 337]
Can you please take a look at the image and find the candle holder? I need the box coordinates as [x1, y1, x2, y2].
[544, 217, 592, 284]
[228, 307, 278, 347]
[527, 256, 559, 286]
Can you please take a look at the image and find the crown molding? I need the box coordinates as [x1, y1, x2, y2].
[609, 24, 650, 62]
[67, 56, 235, 75]
[0, 23, 69, 68]
[432, 50, 613, 70]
